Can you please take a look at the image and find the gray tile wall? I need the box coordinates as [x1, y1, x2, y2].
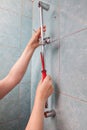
[0, 0, 32, 130]
[0, 0, 87, 130]
[32, 0, 87, 130]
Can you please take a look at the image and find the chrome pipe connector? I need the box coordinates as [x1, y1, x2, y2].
[44, 109, 56, 118]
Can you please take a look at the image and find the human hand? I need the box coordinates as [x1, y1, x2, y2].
[35, 75, 54, 103]
[29, 26, 46, 49]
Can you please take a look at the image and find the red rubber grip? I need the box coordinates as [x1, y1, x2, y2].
[42, 70, 47, 81]
[40, 52, 48, 108]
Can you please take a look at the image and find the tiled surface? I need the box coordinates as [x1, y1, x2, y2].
[0, 0, 21, 14]
[23, 0, 32, 17]
[21, 16, 32, 51]
[0, 86, 19, 122]
[32, 0, 40, 30]
[46, 93, 87, 130]
[60, 0, 87, 22]
[19, 117, 29, 130]
[60, 29, 87, 50]
[60, 0, 87, 37]
[0, 46, 20, 79]
[32, 1, 87, 130]
[60, 30, 87, 100]
[56, 94, 87, 130]
[20, 16, 32, 84]
[1, 0, 87, 130]
[0, 0, 32, 129]
[0, 120, 19, 130]
[19, 83, 31, 118]
[0, 8, 20, 48]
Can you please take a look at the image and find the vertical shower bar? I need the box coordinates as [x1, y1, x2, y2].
[39, 6, 44, 55]
[39, 3, 47, 108]
[38, 1, 56, 118]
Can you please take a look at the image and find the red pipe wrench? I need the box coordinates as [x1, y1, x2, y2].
[40, 52, 48, 108]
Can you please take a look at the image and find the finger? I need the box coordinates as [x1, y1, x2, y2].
[47, 89, 54, 97]
[42, 75, 51, 86]
[38, 78, 43, 85]
[46, 75, 52, 81]
[36, 26, 46, 37]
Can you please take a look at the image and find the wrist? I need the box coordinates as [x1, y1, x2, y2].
[35, 95, 46, 106]
[27, 42, 36, 51]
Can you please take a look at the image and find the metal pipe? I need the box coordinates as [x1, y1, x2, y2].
[38, 1, 50, 56]
[39, 6, 44, 55]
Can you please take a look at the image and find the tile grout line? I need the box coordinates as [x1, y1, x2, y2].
[0, 118, 18, 125]
[58, 2, 87, 105]
[60, 27, 87, 40]
[0, 116, 24, 125]
[0, 6, 32, 19]
[54, 91, 87, 104]
[0, 6, 18, 15]
[58, 0, 61, 86]
[58, 5, 87, 104]
[18, 0, 24, 129]
[61, 9, 87, 25]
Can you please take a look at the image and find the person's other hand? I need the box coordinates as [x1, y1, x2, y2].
[36, 75, 54, 103]
[29, 26, 46, 49]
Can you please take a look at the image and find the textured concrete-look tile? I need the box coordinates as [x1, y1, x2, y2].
[32, 0, 40, 29]
[0, 46, 20, 79]
[60, 31, 87, 100]
[19, 15, 32, 84]
[60, 0, 87, 37]
[21, 16, 32, 51]
[60, 0, 87, 22]
[0, 120, 19, 130]
[23, 0, 32, 17]
[46, 44, 59, 83]
[20, 16, 32, 83]
[0, 9, 20, 48]
[0, 86, 19, 122]
[19, 117, 29, 130]
[19, 83, 31, 118]
[60, 29, 87, 50]
[44, 4, 58, 39]
[56, 94, 87, 130]
[0, 0, 21, 14]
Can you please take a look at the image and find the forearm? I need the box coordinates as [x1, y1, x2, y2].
[0, 43, 35, 99]
[9, 43, 35, 85]
[26, 97, 45, 130]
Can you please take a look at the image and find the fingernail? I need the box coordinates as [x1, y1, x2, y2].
[33, 29, 37, 33]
